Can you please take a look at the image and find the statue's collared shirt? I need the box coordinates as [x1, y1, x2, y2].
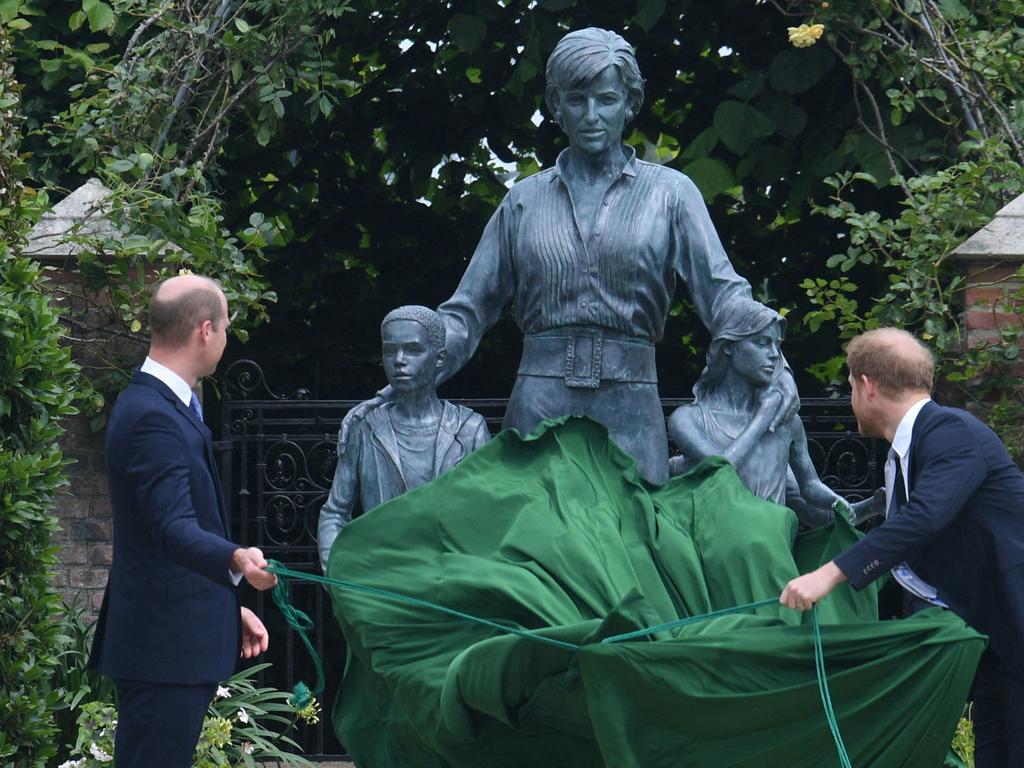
[437, 144, 754, 378]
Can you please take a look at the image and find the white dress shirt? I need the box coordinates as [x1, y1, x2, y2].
[141, 356, 194, 407]
[886, 397, 947, 608]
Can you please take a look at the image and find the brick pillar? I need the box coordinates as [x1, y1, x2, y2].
[963, 261, 1023, 351]
[45, 268, 146, 620]
[53, 415, 114, 614]
[952, 194, 1024, 378]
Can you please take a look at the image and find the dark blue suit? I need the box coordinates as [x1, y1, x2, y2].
[89, 370, 241, 765]
[834, 400, 1024, 765]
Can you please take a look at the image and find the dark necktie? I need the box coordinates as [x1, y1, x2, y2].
[888, 453, 907, 516]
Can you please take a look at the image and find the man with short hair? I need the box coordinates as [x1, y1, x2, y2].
[780, 327, 1024, 767]
[89, 274, 278, 767]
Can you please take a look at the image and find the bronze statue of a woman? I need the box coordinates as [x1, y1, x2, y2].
[346, 28, 795, 483]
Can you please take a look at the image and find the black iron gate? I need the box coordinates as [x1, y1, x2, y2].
[217, 358, 885, 760]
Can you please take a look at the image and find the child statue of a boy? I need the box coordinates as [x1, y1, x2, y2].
[318, 306, 490, 571]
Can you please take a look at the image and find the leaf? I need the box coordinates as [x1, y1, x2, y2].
[447, 14, 487, 51]
[86, 1, 114, 32]
[235, 17, 251, 33]
[935, 0, 969, 19]
[712, 101, 774, 155]
[727, 73, 765, 100]
[681, 127, 718, 161]
[0, 0, 20, 24]
[768, 47, 835, 94]
[762, 96, 807, 138]
[68, 10, 85, 30]
[681, 157, 736, 200]
[634, 0, 666, 32]
[7, 17, 30, 29]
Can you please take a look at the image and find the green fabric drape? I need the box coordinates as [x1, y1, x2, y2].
[326, 416, 984, 768]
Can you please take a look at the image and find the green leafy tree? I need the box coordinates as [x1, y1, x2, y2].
[0, 27, 81, 764]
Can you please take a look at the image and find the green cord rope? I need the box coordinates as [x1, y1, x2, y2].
[599, 597, 780, 643]
[813, 604, 853, 768]
[265, 560, 852, 766]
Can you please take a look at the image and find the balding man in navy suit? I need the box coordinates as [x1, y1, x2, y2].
[781, 328, 1024, 768]
[89, 275, 278, 767]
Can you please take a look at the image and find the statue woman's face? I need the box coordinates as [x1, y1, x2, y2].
[556, 65, 628, 160]
[728, 324, 782, 387]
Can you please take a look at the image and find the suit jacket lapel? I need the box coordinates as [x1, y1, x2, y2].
[907, 400, 938, 494]
[134, 370, 227, 531]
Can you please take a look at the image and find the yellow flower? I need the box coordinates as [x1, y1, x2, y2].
[787, 23, 825, 48]
[296, 697, 321, 725]
[178, 268, 194, 275]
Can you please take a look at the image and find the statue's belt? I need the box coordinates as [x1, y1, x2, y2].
[518, 330, 657, 389]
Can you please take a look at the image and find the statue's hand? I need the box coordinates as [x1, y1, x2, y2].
[767, 367, 799, 433]
[339, 386, 393, 454]
[832, 497, 855, 524]
[848, 488, 886, 525]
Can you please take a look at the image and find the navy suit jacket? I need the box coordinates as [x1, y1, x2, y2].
[835, 401, 1024, 680]
[89, 370, 241, 684]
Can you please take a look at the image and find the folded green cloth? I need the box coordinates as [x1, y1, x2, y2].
[327, 416, 984, 768]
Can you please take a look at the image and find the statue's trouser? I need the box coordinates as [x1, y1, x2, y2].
[507, 327, 667, 483]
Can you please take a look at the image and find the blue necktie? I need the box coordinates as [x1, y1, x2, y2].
[189, 393, 204, 423]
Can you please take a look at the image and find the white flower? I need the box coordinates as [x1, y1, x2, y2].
[216, 685, 231, 699]
[88, 743, 114, 762]
[236, 707, 250, 724]
[57, 761, 85, 768]
[242, 742, 255, 755]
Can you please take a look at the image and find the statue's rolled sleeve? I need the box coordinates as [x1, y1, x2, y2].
[437, 198, 517, 384]
[671, 176, 753, 333]
[318, 426, 360, 572]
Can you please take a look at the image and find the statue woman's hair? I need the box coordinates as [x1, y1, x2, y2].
[381, 305, 446, 352]
[693, 302, 786, 401]
[545, 28, 645, 124]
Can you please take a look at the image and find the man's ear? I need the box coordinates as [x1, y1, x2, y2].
[435, 348, 447, 369]
[858, 373, 877, 399]
[198, 319, 213, 343]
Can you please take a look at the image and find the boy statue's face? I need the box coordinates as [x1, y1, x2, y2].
[381, 319, 441, 393]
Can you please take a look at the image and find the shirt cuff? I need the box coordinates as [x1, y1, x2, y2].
[229, 569, 243, 586]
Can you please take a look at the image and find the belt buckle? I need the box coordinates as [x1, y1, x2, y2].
[564, 330, 603, 389]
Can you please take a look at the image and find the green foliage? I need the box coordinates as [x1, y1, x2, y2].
[805, 136, 1024, 450]
[0, 26, 82, 766]
[57, 664, 316, 767]
[50, 599, 116, 759]
[951, 708, 975, 767]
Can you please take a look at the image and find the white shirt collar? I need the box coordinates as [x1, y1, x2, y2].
[140, 356, 194, 407]
[890, 396, 931, 461]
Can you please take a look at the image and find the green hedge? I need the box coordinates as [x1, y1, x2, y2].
[0, 27, 81, 765]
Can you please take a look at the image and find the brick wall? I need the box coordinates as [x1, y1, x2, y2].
[47, 267, 146, 620]
[52, 412, 114, 614]
[963, 261, 1024, 368]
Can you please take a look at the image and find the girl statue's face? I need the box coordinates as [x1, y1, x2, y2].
[728, 324, 782, 387]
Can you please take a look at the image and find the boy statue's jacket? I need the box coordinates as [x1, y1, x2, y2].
[318, 400, 490, 569]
